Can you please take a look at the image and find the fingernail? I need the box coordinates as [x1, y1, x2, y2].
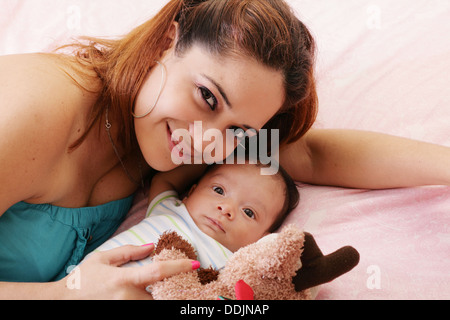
[191, 261, 201, 270]
[141, 243, 154, 247]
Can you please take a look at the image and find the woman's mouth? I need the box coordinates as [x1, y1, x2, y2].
[166, 123, 178, 152]
[167, 123, 185, 158]
[167, 123, 194, 161]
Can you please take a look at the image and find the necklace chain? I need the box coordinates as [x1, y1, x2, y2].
[105, 107, 145, 189]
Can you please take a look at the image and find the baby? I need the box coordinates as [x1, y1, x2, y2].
[93, 162, 299, 270]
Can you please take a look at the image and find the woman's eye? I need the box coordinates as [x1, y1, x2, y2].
[213, 186, 224, 195]
[229, 127, 257, 142]
[230, 127, 246, 140]
[243, 208, 255, 219]
[200, 87, 218, 111]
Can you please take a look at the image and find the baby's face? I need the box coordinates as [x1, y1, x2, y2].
[183, 164, 285, 252]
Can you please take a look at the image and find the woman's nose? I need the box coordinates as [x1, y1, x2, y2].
[188, 121, 237, 163]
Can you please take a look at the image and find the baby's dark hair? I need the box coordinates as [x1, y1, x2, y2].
[267, 164, 300, 232]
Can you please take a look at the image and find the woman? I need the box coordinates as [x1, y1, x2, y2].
[0, 0, 448, 299]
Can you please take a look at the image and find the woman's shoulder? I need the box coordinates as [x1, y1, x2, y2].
[0, 53, 99, 213]
[0, 53, 98, 108]
[0, 53, 101, 136]
[0, 53, 73, 85]
[0, 53, 97, 148]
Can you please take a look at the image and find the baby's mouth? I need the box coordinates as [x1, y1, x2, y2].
[206, 217, 225, 233]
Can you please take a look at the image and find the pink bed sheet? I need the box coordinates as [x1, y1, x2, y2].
[2, 0, 449, 299]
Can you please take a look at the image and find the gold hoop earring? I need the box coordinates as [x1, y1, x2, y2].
[132, 61, 166, 119]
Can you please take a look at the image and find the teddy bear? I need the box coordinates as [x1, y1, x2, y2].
[150, 224, 359, 300]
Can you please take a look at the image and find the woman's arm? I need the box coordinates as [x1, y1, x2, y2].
[280, 129, 450, 189]
[0, 244, 197, 300]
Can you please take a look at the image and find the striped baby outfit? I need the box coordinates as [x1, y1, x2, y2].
[92, 191, 233, 270]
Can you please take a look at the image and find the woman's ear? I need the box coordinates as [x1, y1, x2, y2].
[169, 21, 179, 42]
[163, 21, 179, 52]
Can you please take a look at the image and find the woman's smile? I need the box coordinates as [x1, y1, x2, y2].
[166, 122, 177, 153]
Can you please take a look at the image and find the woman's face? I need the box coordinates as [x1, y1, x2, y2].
[134, 44, 285, 172]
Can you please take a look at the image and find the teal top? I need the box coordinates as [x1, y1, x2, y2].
[0, 196, 134, 282]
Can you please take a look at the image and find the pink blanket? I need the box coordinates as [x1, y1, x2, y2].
[2, 0, 449, 299]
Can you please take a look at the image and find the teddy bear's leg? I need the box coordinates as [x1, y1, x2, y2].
[293, 232, 360, 292]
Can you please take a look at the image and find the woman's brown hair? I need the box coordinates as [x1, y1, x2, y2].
[65, 0, 318, 152]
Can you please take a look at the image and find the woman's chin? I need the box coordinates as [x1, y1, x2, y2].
[143, 152, 179, 172]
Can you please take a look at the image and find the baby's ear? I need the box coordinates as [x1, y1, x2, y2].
[182, 184, 197, 202]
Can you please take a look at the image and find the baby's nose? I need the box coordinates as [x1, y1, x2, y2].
[217, 204, 234, 219]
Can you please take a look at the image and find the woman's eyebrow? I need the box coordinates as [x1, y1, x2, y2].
[201, 73, 233, 108]
[200, 74, 257, 132]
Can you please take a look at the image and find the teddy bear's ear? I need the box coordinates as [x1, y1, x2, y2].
[155, 231, 198, 261]
[197, 267, 219, 285]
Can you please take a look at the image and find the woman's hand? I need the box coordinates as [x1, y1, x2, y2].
[57, 244, 199, 300]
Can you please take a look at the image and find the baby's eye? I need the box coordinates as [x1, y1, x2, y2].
[243, 208, 255, 219]
[213, 186, 224, 195]
[200, 87, 218, 111]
